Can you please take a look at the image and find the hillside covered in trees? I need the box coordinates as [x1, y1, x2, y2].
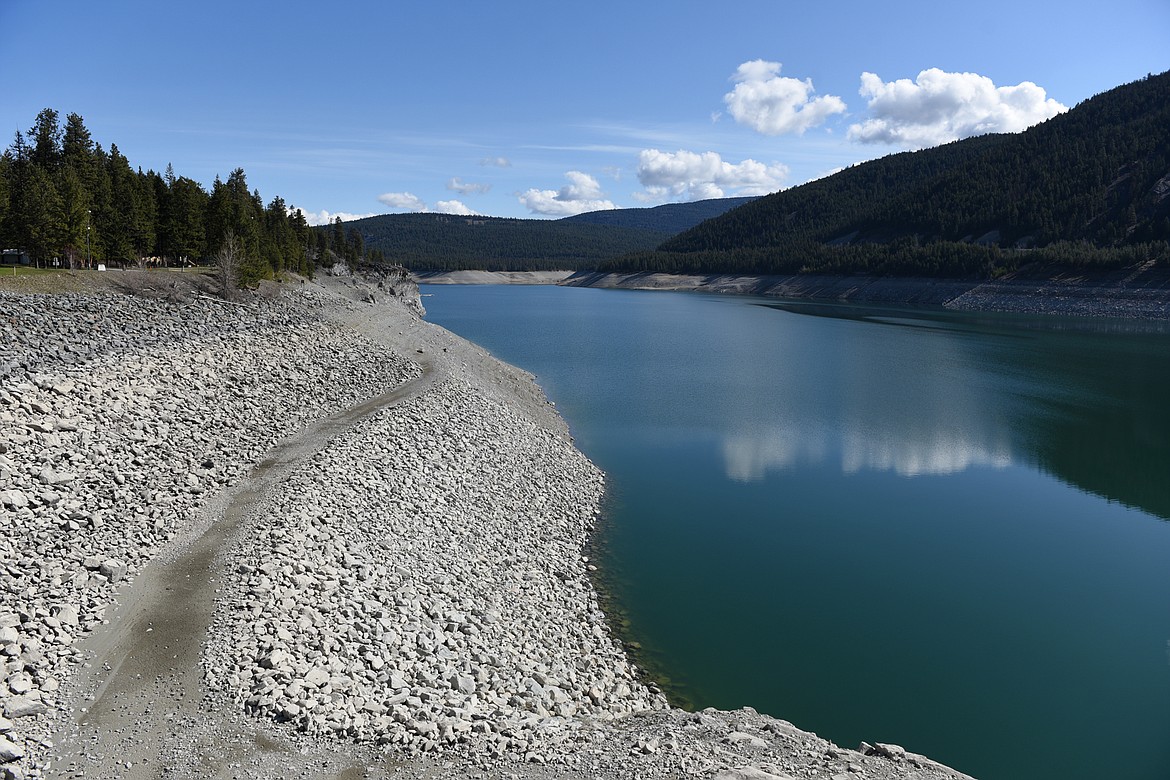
[0, 109, 375, 286]
[602, 71, 1170, 278]
[338, 213, 667, 272]
[341, 198, 753, 272]
[560, 197, 755, 234]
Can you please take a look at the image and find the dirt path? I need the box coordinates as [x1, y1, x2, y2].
[47, 359, 436, 780]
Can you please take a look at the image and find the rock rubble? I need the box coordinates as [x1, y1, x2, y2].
[205, 378, 668, 763]
[0, 288, 416, 778]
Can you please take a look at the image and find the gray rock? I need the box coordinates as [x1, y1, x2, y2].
[725, 730, 768, 748]
[3, 695, 47, 719]
[98, 558, 128, 583]
[0, 492, 26, 509]
[0, 735, 24, 762]
[712, 768, 796, 780]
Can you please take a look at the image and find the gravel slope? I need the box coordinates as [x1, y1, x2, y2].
[1, 272, 975, 780]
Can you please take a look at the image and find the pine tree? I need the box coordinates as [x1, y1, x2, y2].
[55, 167, 90, 268]
[62, 113, 97, 196]
[28, 108, 62, 172]
[161, 176, 207, 261]
[21, 165, 64, 265]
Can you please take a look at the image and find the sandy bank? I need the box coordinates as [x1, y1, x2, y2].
[1, 274, 974, 780]
[564, 267, 1170, 320]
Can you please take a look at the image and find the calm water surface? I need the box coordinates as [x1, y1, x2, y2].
[422, 284, 1170, 780]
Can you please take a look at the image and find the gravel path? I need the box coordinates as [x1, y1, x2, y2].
[1, 275, 975, 780]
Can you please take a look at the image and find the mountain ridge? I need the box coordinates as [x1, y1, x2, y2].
[601, 71, 1170, 277]
[347, 197, 753, 271]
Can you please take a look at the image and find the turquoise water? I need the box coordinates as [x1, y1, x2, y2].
[422, 284, 1170, 780]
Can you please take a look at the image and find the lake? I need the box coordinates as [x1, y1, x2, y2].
[421, 284, 1170, 780]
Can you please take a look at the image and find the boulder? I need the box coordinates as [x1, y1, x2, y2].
[0, 492, 27, 509]
[0, 735, 24, 762]
[3, 695, 47, 719]
[98, 558, 128, 583]
[711, 768, 796, 780]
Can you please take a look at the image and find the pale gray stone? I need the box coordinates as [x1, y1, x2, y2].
[0, 492, 26, 509]
[0, 735, 24, 762]
[3, 695, 47, 718]
[98, 558, 128, 583]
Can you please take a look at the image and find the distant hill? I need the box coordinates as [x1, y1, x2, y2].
[340, 197, 756, 272]
[561, 197, 756, 234]
[339, 213, 663, 272]
[602, 71, 1170, 278]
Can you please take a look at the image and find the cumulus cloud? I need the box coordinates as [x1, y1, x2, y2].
[480, 156, 512, 167]
[724, 60, 846, 135]
[847, 68, 1068, 149]
[377, 192, 428, 212]
[447, 177, 491, 195]
[635, 149, 788, 202]
[373, 192, 480, 216]
[518, 171, 616, 216]
[292, 207, 378, 226]
[434, 199, 478, 216]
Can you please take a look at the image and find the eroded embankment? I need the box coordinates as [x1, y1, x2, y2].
[0, 287, 417, 777]
[563, 267, 1170, 320]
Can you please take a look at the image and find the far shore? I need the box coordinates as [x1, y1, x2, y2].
[414, 266, 1170, 320]
[413, 270, 575, 285]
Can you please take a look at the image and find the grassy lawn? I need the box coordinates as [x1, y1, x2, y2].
[0, 265, 216, 295]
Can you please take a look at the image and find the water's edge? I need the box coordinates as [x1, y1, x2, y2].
[412, 267, 1170, 320]
[563, 269, 1170, 320]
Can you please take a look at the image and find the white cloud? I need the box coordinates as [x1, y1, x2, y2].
[434, 199, 479, 216]
[518, 171, 617, 216]
[847, 68, 1068, 149]
[447, 177, 491, 195]
[292, 207, 378, 226]
[634, 149, 788, 202]
[377, 192, 427, 212]
[724, 60, 846, 135]
[480, 156, 512, 167]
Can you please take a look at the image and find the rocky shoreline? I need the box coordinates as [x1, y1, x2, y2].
[1, 273, 974, 779]
[561, 268, 1170, 321]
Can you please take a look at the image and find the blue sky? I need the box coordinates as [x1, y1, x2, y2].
[2, 1, 1166, 223]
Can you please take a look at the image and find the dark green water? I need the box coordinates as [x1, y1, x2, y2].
[422, 284, 1170, 780]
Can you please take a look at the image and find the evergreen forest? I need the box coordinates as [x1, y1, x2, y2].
[601, 71, 1170, 278]
[339, 198, 755, 272]
[334, 213, 670, 272]
[0, 109, 376, 286]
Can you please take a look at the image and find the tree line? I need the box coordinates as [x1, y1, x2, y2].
[348, 212, 668, 272]
[0, 109, 377, 286]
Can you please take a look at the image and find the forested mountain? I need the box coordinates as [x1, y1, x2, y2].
[0, 109, 372, 286]
[345, 198, 756, 271]
[561, 197, 756, 233]
[602, 71, 1170, 277]
[342, 213, 670, 272]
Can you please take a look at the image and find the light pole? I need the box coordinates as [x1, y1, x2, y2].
[86, 209, 91, 270]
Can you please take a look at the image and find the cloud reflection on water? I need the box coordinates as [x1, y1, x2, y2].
[722, 424, 1013, 481]
[715, 305, 1019, 482]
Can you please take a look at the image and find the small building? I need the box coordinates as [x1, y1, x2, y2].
[1, 249, 31, 266]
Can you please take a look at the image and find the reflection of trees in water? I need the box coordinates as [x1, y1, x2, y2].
[1018, 343, 1170, 522]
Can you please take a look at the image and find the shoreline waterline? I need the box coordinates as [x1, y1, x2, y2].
[421, 281, 1170, 780]
[1, 275, 974, 780]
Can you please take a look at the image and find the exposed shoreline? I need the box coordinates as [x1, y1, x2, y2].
[1, 272, 973, 779]
[414, 266, 1170, 321]
[563, 268, 1170, 320]
[413, 270, 575, 285]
